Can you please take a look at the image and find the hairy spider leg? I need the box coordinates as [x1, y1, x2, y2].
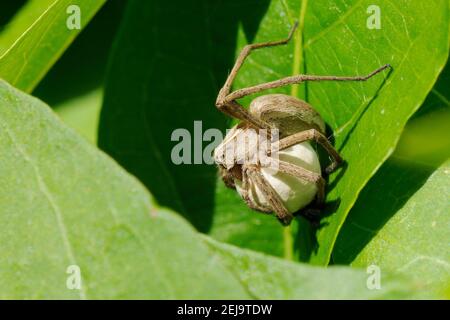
[215, 21, 390, 131]
[246, 166, 294, 225]
[216, 22, 299, 129]
[277, 129, 343, 174]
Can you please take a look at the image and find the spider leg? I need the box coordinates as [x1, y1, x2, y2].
[218, 165, 235, 189]
[216, 23, 298, 129]
[277, 160, 325, 206]
[277, 129, 343, 174]
[240, 167, 272, 213]
[224, 64, 391, 102]
[246, 166, 293, 225]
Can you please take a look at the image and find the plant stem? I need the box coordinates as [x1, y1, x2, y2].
[283, 0, 309, 262]
[291, 0, 308, 98]
[283, 225, 294, 261]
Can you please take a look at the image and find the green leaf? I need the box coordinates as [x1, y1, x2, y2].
[332, 60, 450, 296]
[38, 1, 126, 145]
[99, 0, 275, 233]
[209, 181, 286, 258]
[0, 79, 423, 299]
[204, 237, 429, 299]
[99, 0, 449, 265]
[0, 81, 422, 299]
[0, 79, 251, 299]
[292, 0, 448, 265]
[54, 88, 103, 144]
[394, 60, 450, 167]
[33, 0, 126, 106]
[334, 160, 450, 298]
[0, 0, 106, 93]
[0, 0, 55, 55]
[0, 1, 27, 36]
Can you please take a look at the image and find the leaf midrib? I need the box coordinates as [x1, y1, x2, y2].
[282, 0, 309, 261]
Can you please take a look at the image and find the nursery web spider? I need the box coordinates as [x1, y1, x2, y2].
[214, 22, 390, 225]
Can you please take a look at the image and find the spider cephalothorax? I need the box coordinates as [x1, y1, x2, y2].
[214, 22, 390, 225]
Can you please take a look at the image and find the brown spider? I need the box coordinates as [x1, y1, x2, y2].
[214, 22, 390, 225]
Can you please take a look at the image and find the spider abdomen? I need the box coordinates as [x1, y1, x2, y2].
[249, 94, 326, 136]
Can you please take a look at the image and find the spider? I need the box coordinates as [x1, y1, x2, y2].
[214, 22, 390, 225]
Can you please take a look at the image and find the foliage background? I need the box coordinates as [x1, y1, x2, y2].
[0, 0, 448, 299]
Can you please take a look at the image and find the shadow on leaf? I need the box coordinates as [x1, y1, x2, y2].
[99, 0, 270, 232]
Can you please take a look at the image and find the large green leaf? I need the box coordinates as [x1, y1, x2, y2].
[0, 0, 106, 93]
[0, 79, 249, 299]
[334, 160, 450, 298]
[333, 57, 449, 266]
[99, 0, 449, 265]
[0, 79, 424, 299]
[204, 237, 430, 299]
[332, 60, 450, 296]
